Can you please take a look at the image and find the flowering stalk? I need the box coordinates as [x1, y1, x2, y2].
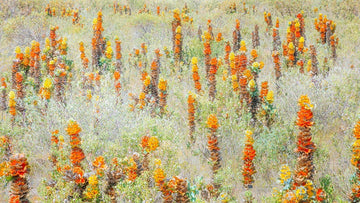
[8, 91, 16, 122]
[294, 95, 316, 187]
[272, 18, 281, 51]
[172, 9, 181, 54]
[65, 120, 87, 197]
[264, 12, 273, 32]
[92, 11, 105, 69]
[175, 176, 190, 202]
[209, 58, 218, 101]
[224, 41, 231, 67]
[272, 51, 281, 80]
[191, 57, 202, 93]
[158, 78, 168, 115]
[248, 79, 259, 125]
[30, 41, 41, 90]
[114, 71, 121, 98]
[203, 31, 212, 79]
[351, 120, 360, 202]
[79, 42, 89, 70]
[251, 25, 260, 48]
[243, 130, 256, 188]
[84, 175, 100, 200]
[115, 37, 122, 72]
[233, 19, 241, 51]
[207, 114, 221, 192]
[330, 35, 338, 61]
[188, 92, 196, 143]
[310, 45, 318, 77]
[174, 26, 183, 63]
[54, 69, 67, 103]
[150, 58, 160, 105]
[0, 78, 7, 113]
[72, 9, 80, 25]
[105, 158, 124, 202]
[9, 154, 30, 203]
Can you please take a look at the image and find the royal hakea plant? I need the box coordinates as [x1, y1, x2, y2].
[153, 160, 173, 202]
[79, 41, 89, 70]
[248, 79, 259, 125]
[251, 25, 260, 48]
[174, 26, 183, 63]
[242, 130, 256, 189]
[29, 41, 41, 90]
[0, 78, 7, 114]
[309, 45, 319, 77]
[105, 158, 124, 202]
[191, 57, 202, 93]
[294, 95, 316, 186]
[172, 9, 181, 54]
[272, 51, 281, 80]
[207, 19, 214, 41]
[150, 58, 160, 105]
[272, 18, 281, 51]
[8, 91, 16, 122]
[314, 13, 336, 45]
[233, 19, 241, 52]
[141, 134, 159, 172]
[264, 11, 273, 32]
[115, 37, 122, 72]
[203, 31, 212, 79]
[158, 78, 168, 115]
[224, 41, 231, 66]
[92, 11, 105, 70]
[350, 120, 360, 202]
[272, 164, 326, 202]
[8, 154, 31, 203]
[188, 92, 196, 143]
[208, 58, 218, 101]
[207, 114, 221, 194]
[65, 120, 87, 198]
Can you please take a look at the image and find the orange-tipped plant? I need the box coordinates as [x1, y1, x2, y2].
[207, 114, 221, 192]
[8, 91, 16, 120]
[188, 92, 196, 143]
[272, 18, 281, 51]
[310, 45, 318, 77]
[0, 78, 7, 112]
[79, 42, 89, 70]
[243, 130, 256, 189]
[158, 78, 168, 115]
[172, 9, 181, 53]
[251, 25, 260, 48]
[248, 79, 259, 125]
[208, 58, 218, 101]
[175, 176, 190, 202]
[105, 158, 124, 202]
[174, 26, 183, 63]
[233, 19, 241, 52]
[115, 37, 122, 72]
[113, 71, 121, 98]
[191, 57, 202, 93]
[224, 41, 231, 66]
[351, 120, 360, 202]
[203, 31, 212, 79]
[264, 11, 273, 31]
[294, 95, 316, 187]
[9, 154, 30, 203]
[272, 51, 281, 80]
[92, 11, 105, 69]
